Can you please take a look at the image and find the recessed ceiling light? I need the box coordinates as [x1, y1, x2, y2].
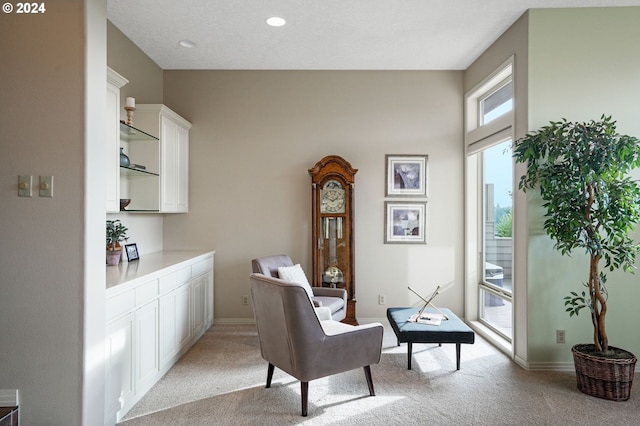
[266, 16, 286, 27]
[179, 39, 197, 48]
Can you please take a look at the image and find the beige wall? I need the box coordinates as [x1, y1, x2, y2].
[107, 21, 163, 104]
[0, 1, 106, 424]
[526, 7, 640, 364]
[162, 70, 465, 321]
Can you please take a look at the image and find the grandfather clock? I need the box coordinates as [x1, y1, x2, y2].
[309, 155, 358, 325]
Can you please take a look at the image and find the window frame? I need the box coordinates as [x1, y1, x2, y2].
[464, 56, 515, 345]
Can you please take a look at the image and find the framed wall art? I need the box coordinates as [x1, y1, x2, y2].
[384, 202, 427, 244]
[385, 154, 428, 197]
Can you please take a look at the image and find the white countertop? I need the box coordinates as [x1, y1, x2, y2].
[106, 250, 214, 290]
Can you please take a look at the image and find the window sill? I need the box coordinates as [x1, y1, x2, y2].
[469, 320, 512, 358]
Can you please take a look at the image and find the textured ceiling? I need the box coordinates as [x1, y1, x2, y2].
[107, 0, 640, 70]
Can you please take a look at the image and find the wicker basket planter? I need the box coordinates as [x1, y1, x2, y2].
[572, 344, 637, 401]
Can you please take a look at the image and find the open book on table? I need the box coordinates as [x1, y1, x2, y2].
[408, 312, 446, 325]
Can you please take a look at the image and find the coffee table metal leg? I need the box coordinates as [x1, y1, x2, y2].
[407, 342, 413, 370]
[456, 343, 461, 370]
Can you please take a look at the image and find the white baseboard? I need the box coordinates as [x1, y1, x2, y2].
[526, 361, 576, 372]
[213, 318, 256, 325]
[357, 317, 389, 325]
[213, 317, 390, 326]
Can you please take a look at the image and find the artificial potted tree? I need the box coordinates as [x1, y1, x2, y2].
[106, 219, 128, 266]
[513, 115, 640, 401]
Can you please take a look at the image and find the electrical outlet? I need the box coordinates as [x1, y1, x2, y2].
[241, 295, 249, 305]
[378, 294, 386, 305]
[556, 329, 565, 344]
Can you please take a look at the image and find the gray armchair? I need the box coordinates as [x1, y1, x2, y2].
[251, 254, 347, 321]
[249, 272, 384, 416]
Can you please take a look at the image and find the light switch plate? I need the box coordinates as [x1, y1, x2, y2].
[18, 175, 32, 197]
[39, 176, 53, 197]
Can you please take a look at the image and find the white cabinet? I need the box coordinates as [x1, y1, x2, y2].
[192, 256, 214, 328]
[133, 104, 191, 213]
[106, 67, 128, 213]
[159, 281, 191, 370]
[191, 274, 207, 337]
[104, 312, 134, 426]
[105, 251, 214, 425]
[105, 69, 190, 214]
[134, 299, 159, 396]
[160, 116, 189, 212]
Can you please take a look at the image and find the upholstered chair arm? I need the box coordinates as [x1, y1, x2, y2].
[315, 307, 332, 321]
[312, 287, 347, 303]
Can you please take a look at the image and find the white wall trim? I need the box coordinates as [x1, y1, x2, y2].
[526, 361, 575, 372]
[213, 317, 390, 326]
[469, 321, 512, 358]
[0, 390, 19, 406]
[214, 318, 256, 325]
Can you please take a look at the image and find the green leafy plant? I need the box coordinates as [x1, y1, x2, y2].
[513, 115, 640, 354]
[495, 209, 512, 238]
[106, 219, 128, 252]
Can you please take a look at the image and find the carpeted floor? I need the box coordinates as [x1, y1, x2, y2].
[119, 324, 640, 425]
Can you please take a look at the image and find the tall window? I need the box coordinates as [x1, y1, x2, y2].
[465, 58, 514, 344]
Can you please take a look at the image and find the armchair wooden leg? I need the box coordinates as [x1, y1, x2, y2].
[301, 381, 309, 416]
[364, 365, 375, 396]
[266, 363, 275, 388]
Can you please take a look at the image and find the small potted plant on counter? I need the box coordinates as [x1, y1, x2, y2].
[106, 219, 128, 266]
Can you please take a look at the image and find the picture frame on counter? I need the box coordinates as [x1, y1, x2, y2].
[125, 243, 139, 261]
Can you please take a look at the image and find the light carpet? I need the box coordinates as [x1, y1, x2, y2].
[119, 324, 640, 425]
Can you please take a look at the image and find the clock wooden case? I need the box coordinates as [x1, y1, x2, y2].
[309, 155, 358, 324]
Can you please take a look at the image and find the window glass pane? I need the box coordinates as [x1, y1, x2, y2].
[481, 80, 512, 124]
[480, 288, 512, 339]
[483, 140, 512, 299]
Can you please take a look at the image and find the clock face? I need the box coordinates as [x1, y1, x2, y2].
[320, 180, 345, 213]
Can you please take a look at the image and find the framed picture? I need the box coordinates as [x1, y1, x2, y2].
[385, 154, 428, 197]
[125, 243, 139, 261]
[384, 202, 427, 244]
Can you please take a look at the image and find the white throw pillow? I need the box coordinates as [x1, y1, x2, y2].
[278, 264, 315, 300]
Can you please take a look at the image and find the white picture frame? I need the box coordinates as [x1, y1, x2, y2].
[384, 202, 427, 244]
[385, 154, 428, 197]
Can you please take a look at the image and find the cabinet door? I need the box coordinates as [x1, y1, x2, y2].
[159, 282, 191, 369]
[160, 115, 189, 213]
[160, 116, 178, 212]
[176, 282, 192, 347]
[135, 300, 159, 395]
[158, 290, 177, 369]
[105, 313, 134, 425]
[191, 276, 206, 337]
